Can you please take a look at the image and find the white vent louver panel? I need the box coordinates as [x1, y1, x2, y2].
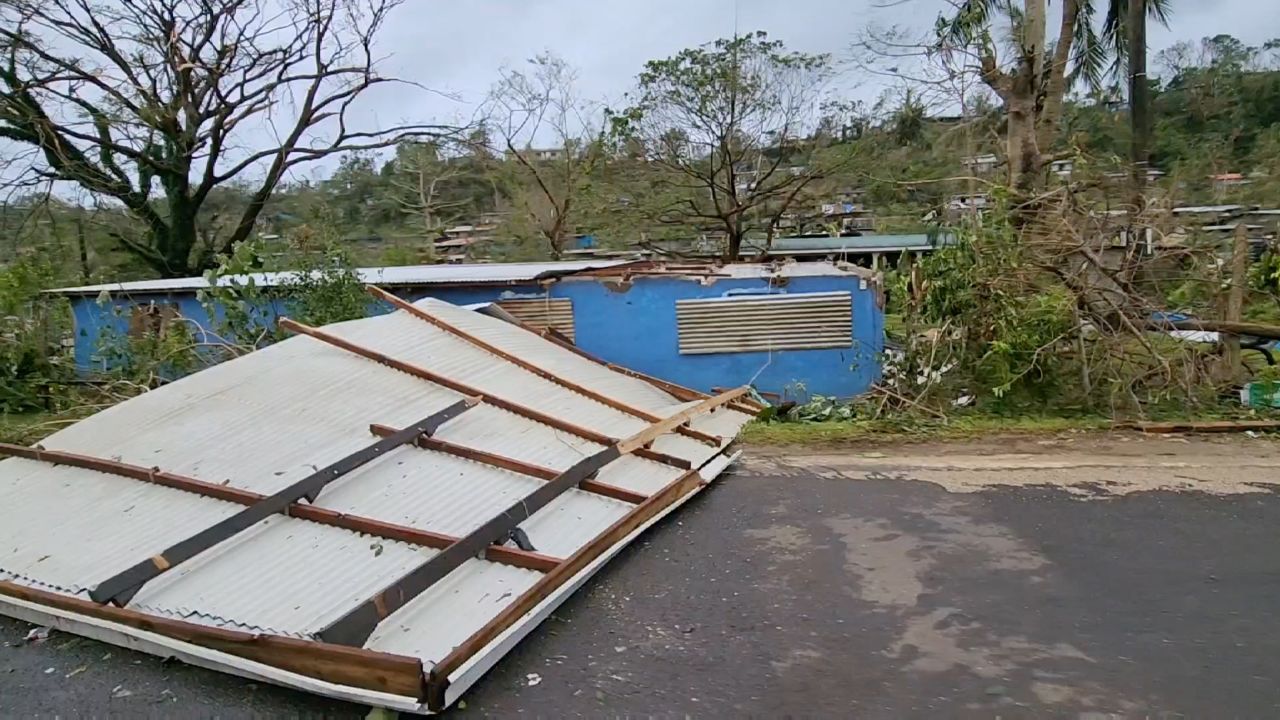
[676, 291, 853, 355]
[495, 298, 575, 340]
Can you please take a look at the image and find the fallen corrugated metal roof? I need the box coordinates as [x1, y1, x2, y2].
[45, 260, 638, 296]
[0, 291, 754, 713]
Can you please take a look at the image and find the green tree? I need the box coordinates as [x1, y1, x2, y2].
[612, 32, 837, 259]
[485, 54, 605, 258]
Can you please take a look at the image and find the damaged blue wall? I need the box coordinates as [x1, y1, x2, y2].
[67, 272, 882, 400]
[548, 275, 882, 400]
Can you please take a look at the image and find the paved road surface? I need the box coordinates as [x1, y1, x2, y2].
[4, 434, 1280, 717]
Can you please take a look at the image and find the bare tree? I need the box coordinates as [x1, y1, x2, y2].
[389, 141, 466, 235]
[612, 32, 837, 260]
[0, 0, 454, 277]
[485, 53, 603, 258]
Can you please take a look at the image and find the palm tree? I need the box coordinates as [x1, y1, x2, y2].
[1103, 0, 1173, 203]
[937, 0, 1170, 195]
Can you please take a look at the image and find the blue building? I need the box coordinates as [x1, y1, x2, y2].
[48, 259, 883, 399]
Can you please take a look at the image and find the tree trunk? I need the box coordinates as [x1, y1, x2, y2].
[1006, 96, 1039, 194]
[160, 203, 200, 278]
[1127, 0, 1151, 209]
[1221, 222, 1249, 382]
[75, 214, 91, 283]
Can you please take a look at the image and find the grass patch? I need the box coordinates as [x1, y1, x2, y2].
[742, 414, 1113, 446]
[0, 409, 93, 445]
[0, 411, 52, 445]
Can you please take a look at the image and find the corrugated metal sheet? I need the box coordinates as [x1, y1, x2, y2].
[131, 517, 436, 638]
[0, 459, 240, 596]
[494, 298, 575, 340]
[47, 260, 632, 296]
[431, 300, 680, 412]
[676, 291, 853, 355]
[367, 559, 543, 666]
[0, 292, 753, 713]
[324, 311, 670, 452]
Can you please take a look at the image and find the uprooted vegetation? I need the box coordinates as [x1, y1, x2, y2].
[763, 182, 1280, 436]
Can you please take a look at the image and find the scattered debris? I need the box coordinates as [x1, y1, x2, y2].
[526, 673, 542, 687]
[65, 666, 88, 678]
[110, 685, 134, 699]
[23, 626, 50, 644]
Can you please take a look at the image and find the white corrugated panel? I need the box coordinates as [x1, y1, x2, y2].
[314, 444, 632, 557]
[131, 517, 437, 637]
[415, 299, 685, 413]
[676, 291, 853, 354]
[42, 336, 465, 496]
[494, 298, 575, 340]
[325, 312, 661, 448]
[367, 559, 543, 666]
[0, 289, 750, 713]
[0, 458, 240, 595]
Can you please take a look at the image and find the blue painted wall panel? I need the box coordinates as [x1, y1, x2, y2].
[67, 275, 882, 399]
[550, 275, 882, 400]
[69, 284, 544, 372]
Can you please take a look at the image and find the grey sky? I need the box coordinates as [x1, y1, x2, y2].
[371, 0, 1280, 126]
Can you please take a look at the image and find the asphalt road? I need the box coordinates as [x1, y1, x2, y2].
[4, 436, 1280, 717]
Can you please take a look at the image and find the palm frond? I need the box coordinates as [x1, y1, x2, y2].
[1146, 0, 1172, 26]
[936, 0, 1003, 47]
[1069, 1, 1107, 91]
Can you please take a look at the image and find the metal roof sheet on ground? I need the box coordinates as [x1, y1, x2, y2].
[45, 260, 636, 296]
[327, 305, 730, 468]
[0, 460, 241, 595]
[0, 295, 752, 714]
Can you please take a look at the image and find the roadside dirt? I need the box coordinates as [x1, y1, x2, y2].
[746, 432, 1280, 497]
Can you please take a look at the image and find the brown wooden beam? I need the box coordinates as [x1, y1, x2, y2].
[0, 443, 559, 573]
[0, 581, 428, 699]
[370, 425, 558, 480]
[425, 466, 710, 709]
[368, 286, 722, 446]
[370, 423, 648, 504]
[1117, 419, 1280, 434]
[278, 318, 690, 470]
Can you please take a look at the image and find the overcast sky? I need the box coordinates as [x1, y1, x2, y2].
[371, 0, 1280, 127]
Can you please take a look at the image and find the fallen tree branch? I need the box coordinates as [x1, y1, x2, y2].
[1147, 319, 1280, 342]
